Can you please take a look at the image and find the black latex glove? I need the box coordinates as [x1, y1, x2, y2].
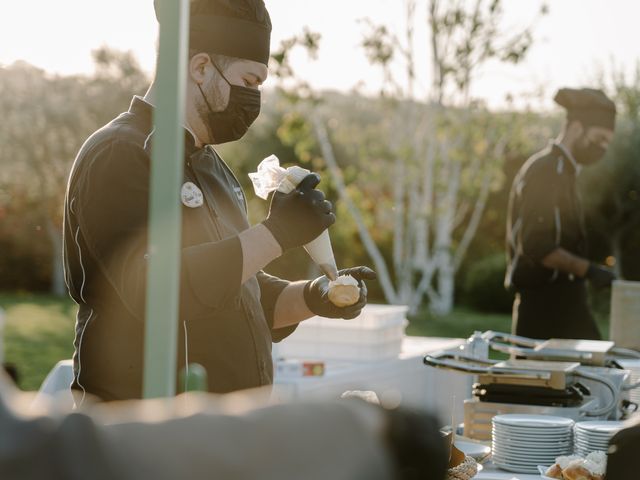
[303, 266, 377, 319]
[586, 263, 616, 289]
[262, 173, 335, 251]
[384, 407, 449, 480]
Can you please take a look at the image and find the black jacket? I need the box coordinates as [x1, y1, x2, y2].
[63, 96, 296, 401]
[505, 142, 587, 290]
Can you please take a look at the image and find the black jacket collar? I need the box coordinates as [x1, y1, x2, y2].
[128, 96, 200, 158]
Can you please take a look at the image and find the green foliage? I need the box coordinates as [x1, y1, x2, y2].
[0, 186, 51, 291]
[460, 253, 513, 314]
[0, 293, 77, 391]
[579, 67, 640, 278]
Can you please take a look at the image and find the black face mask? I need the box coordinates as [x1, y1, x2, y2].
[573, 138, 607, 165]
[198, 61, 261, 145]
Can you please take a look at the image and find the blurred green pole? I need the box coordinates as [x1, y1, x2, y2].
[143, 0, 190, 399]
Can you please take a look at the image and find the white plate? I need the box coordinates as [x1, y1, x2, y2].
[492, 455, 561, 466]
[575, 421, 623, 433]
[492, 446, 566, 456]
[492, 450, 563, 460]
[493, 422, 573, 430]
[493, 423, 573, 435]
[492, 438, 572, 448]
[574, 433, 610, 440]
[493, 427, 573, 436]
[493, 440, 571, 449]
[575, 435, 613, 442]
[575, 442, 608, 448]
[492, 445, 571, 457]
[575, 446, 609, 452]
[492, 433, 572, 442]
[492, 461, 539, 474]
[575, 437, 613, 444]
[493, 428, 573, 437]
[493, 443, 569, 452]
[493, 414, 575, 428]
[492, 450, 568, 461]
[492, 429, 573, 437]
[491, 457, 546, 468]
[493, 429, 573, 437]
[575, 430, 617, 438]
[574, 439, 609, 448]
[454, 440, 491, 460]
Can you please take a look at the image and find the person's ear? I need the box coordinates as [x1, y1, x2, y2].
[189, 53, 211, 85]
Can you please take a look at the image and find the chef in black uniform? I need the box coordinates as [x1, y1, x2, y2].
[62, 0, 375, 402]
[505, 88, 617, 340]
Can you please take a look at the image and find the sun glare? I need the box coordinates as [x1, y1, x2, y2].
[0, 0, 639, 108]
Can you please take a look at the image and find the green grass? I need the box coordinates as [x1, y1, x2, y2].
[407, 302, 610, 341]
[406, 307, 512, 338]
[0, 293, 77, 391]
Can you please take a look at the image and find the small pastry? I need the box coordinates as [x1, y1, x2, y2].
[562, 459, 593, 480]
[544, 463, 563, 479]
[328, 275, 360, 307]
[556, 455, 582, 470]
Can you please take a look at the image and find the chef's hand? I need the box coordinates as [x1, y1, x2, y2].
[304, 266, 376, 319]
[262, 173, 335, 251]
[586, 263, 616, 289]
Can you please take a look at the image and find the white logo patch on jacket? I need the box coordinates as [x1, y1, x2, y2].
[181, 182, 204, 208]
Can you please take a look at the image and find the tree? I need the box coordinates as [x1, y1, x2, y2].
[272, 0, 546, 314]
[580, 64, 640, 280]
[0, 48, 148, 294]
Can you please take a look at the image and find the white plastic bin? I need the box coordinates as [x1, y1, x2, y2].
[277, 304, 408, 362]
[610, 280, 640, 351]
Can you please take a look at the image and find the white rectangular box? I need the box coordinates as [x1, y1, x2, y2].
[277, 304, 408, 362]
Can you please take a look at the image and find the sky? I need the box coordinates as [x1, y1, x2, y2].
[1, 0, 639, 110]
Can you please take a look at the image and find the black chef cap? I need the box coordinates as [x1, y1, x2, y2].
[554, 87, 616, 131]
[154, 0, 271, 66]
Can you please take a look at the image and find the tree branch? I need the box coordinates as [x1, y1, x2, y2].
[453, 169, 492, 273]
[312, 115, 399, 303]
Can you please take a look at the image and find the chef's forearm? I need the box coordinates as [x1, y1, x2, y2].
[542, 248, 590, 277]
[238, 224, 282, 284]
[272, 281, 314, 329]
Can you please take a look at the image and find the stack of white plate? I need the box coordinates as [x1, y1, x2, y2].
[574, 421, 622, 456]
[492, 414, 574, 474]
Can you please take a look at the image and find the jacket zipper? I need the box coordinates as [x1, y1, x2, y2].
[207, 145, 248, 214]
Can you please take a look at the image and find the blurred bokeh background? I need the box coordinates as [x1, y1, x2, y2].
[1, 0, 639, 390]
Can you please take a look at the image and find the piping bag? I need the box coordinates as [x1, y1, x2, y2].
[249, 155, 339, 281]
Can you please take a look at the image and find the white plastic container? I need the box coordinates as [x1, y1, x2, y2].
[277, 304, 408, 362]
[610, 280, 640, 351]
